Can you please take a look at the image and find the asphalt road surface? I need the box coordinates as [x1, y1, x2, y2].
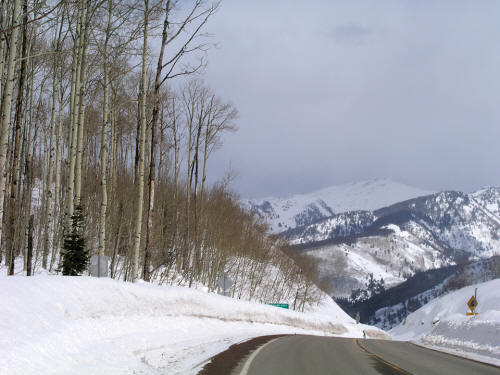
[228, 335, 500, 375]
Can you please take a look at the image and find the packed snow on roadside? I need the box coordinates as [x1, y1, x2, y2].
[0, 275, 388, 375]
[390, 278, 500, 366]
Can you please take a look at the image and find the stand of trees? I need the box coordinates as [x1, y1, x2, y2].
[0, 0, 323, 311]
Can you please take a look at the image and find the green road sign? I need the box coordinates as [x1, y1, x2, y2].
[269, 303, 289, 309]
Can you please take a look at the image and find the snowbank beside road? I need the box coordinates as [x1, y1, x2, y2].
[0, 276, 385, 375]
[391, 279, 500, 366]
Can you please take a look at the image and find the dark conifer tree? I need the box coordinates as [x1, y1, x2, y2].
[60, 205, 89, 276]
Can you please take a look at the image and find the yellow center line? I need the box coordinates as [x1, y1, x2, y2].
[353, 339, 414, 375]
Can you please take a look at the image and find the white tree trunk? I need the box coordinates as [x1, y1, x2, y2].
[0, 0, 21, 256]
[66, 0, 84, 223]
[132, 0, 149, 282]
[0, 0, 8, 101]
[98, 0, 112, 257]
[43, 67, 58, 269]
[74, 0, 90, 208]
[50, 92, 63, 272]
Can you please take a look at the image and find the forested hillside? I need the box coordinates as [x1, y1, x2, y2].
[283, 189, 500, 298]
[0, 0, 323, 311]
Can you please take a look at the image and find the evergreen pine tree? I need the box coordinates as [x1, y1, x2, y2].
[60, 205, 89, 275]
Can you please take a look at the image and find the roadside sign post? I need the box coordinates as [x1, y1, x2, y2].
[466, 288, 479, 316]
[90, 255, 109, 277]
[217, 274, 233, 297]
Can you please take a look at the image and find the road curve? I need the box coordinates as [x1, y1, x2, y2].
[227, 335, 500, 375]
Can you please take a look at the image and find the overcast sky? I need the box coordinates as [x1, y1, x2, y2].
[196, 0, 500, 198]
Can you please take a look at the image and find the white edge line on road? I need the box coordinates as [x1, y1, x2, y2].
[239, 338, 280, 375]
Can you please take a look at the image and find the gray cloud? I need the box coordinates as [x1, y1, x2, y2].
[330, 24, 371, 42]
[195, 0, 500, 198]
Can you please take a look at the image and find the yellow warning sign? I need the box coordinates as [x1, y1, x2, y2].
[466, 295, 478, 316]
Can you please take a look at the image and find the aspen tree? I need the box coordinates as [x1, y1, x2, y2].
[6, 0, 28, 275]
[191, 87, 211, 279]
[109, 88, 117, 199]
[0, 0, 22, 255]
[43, 7, 64, 269]
[143, 0, 171, 281]
[74, 0, 91, 208]
[98, 0, 113, 257]
[132, 0, 149, 282]
[182, 81, 197, 272]
[50, 92, 64, 271]
[67, 0, 84, 223]
[20, 51, 37, 273]
[0, 0, 7, 101]
[49, 31, 68, 271]
[170, 95, 180, 249]
[200, 97, 237, 207]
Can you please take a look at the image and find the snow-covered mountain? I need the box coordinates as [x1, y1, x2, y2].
[242, 179, 434, 233]
[284, 188, 500, 298]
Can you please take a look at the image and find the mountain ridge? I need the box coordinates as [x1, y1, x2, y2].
[243, 181, 500, 308]
[242, 179, 435, 232]
[283, 187, 500, 299]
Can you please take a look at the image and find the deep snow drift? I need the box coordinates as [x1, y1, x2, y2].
[0, 275, 387, 375]
[391, 278, 500, 366]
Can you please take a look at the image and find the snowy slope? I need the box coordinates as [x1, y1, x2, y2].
[290, 190, 500, 257]
[0, 276, 388, 375]
[472, 187, 500, 219]
[286, 188, 500, 299]
[365, 258, 499, 330]
[390, 279, 500, 365]
[242, 179, 434, 232]
[297, 223, 450, 297]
